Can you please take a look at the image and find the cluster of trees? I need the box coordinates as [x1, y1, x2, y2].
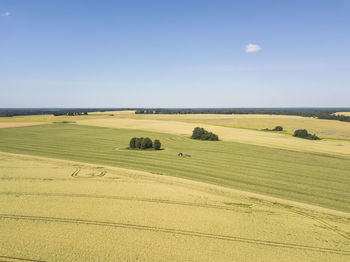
[191, 127, 219, 141]
[264, 126, 283, 131]
[129, 137, 162, 150]
[293, 129, 320, 140]
[135, 108, 350, 123]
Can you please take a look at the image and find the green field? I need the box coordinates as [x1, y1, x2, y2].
[0, 123, 349, 212]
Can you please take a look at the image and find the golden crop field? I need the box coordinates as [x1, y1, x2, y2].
[1, 152, 349, 261]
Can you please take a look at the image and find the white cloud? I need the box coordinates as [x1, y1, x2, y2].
[245, 44, 261, 53]
[2, 11, 11, 17]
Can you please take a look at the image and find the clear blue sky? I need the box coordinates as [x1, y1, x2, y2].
[1, 0, 349, 108]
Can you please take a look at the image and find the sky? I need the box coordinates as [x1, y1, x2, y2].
[0, 0, 350, 108]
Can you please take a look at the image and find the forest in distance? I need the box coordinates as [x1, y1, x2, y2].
[2, 107, 350, 122]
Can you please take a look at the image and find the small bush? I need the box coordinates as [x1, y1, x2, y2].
[153, 139, 161, 150]
[293, 129, 320, 140]
[191, 127, 219, 141]
[273, 126, 283, 131]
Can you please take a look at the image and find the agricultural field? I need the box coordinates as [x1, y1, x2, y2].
[1, 152, 350, 261]
[0, 122, 48, 129]
[76, 118, 350, 156]
[130, 113, 350, 140]
[0, 112, 350, 261]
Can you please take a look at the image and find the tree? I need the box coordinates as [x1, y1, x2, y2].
[135, 137, 143, 149]
[207, 132, 219, 141]
[146, 137, 153, 148]
[141, 137, 152, 149]
[293, 129, 309, 138]
[191, 127, 219, 141]
[153, 139, 161, 150]
[191, 127, 202, 139]
[129, 137, 137, 148]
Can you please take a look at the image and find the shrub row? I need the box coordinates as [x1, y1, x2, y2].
[129, 137, 162, 150]
[191, 127, 219, 141]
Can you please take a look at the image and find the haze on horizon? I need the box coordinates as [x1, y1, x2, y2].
[1, 0, 349, 108]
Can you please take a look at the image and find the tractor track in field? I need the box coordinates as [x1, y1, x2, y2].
[292, 210, 350, 240]
[250, 198, 350, 241]
[2, 191, 350, 240]
[0, 191, 251, 212]
[71, 168, 80, 177]
[0, 255, 45, 262]
[1, 214, 350, 255]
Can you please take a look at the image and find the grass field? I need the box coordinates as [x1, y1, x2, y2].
[1, 152, 349, 261]
[0, 123, 349, 212]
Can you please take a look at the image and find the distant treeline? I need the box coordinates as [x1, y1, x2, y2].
[135, 108, 350, 123]
[0, 108, 133, 117]
[2, 108, 350, 123]
[53, 112, 88, 116]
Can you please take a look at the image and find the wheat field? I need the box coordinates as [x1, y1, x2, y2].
[1, 152, 349, 261]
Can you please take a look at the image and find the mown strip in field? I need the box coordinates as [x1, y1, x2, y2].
[0, 124, 349, 212]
